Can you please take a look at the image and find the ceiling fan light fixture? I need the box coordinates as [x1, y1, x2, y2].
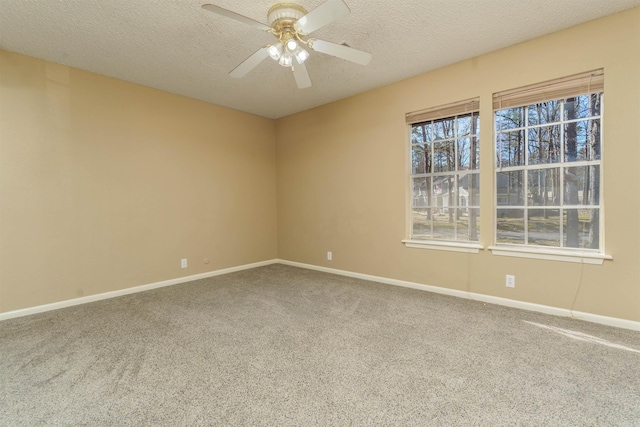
[286, 39, 298, 51]
[268, 43, 283, 60]
[294, 47, 309, 64]
[279, 51, 293, 67]
[203, 0, 372, 88]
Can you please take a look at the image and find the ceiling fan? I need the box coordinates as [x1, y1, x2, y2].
[201, 0, 372, 89]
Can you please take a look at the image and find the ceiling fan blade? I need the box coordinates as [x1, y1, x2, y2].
[308, 39, 372, 65]
[229, 47, 269, 78]
[293, 63, 312, 89]
[294, 0, 350, 35]
[202, 4, 271, 31]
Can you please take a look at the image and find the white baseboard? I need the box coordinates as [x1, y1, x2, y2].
[2, 257, 638, 332]
[0, 259, 278, 321]
[277, 259, 640, 332]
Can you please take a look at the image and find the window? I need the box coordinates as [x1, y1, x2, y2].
[494, 70, 603, 252]
[406, 99, 480, 245]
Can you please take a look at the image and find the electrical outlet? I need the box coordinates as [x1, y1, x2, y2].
[181, 258, 188, 268]
[506, 274, 515, 288]
[327, 251, 332, 261]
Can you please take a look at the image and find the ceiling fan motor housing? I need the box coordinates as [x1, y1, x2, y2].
[268, 3, 307, 32]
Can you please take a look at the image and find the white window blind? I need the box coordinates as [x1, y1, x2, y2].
[493, 69, 604, 110]
[406, 98, 480, 124]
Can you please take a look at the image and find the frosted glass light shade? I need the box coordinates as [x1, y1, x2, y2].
[294, 47, 309, 64]
[268, 43, 283, 60]
[279, 51, 293, 67]
[286, 39, 298, 51]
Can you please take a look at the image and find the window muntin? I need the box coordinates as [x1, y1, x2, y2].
[410, 112, 480, 242]
[494, 93, 602, 250]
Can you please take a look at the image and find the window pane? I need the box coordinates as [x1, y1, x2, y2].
[458, 173, 480, 207]
[564, 165, 600, 206]
[456, 209, 469, 241]
[528, 168, 560, 206]
[470, 136, 480, 170]
[412, 209, 432, 239]
[457, 137, 470, 169]
[527, 125, 561, 165]
[563, 209, 599, 249]
[496, 171, 524, 206]
[462, 113, 479, 136]
[564, 119, 601, 162]
[454, 208, 480, 242]
[564, 94, 601, 120]
[434, 140, 455, 172]
[528, 209, 560, 247]
[456, 135, 479, 171]
[527, 101, 561, 126]
[457, 115, 471, 137]
[434, 118, 456, 140]
[411, 144, 430, 174]
[471, 113, 480, 135]
[433, 175, 456, 207]
[497, 209, 525, 244]
[412, 177, 431, 208]
[432, 208, 456, 240]
[497, 130, 525, 167]
[411, 124, 427, 144]
[467, 208, 480, 241]
[496, 107, 525, 131]
[423, 122, 437, 142]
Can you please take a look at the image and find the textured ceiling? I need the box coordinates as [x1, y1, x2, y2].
[1, 0, 639, 119]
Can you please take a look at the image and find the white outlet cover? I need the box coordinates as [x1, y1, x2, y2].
[506, 275, 515, 288]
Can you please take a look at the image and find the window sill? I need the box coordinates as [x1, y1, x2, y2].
[402, 239, 483, 253]
[488, 245, 612, 265]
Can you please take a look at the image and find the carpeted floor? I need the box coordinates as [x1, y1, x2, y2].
[1, 264, 639, 426]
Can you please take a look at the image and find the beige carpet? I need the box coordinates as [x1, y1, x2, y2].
[1, 264, 639, 426]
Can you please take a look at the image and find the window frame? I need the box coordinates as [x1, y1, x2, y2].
[489, 70, 611, 264]
[403, 98, 482, 253]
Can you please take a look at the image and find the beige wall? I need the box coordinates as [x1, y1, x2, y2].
[276, 8, 640, 322]
[0, 50, 277, 312]
[2, 8, 639, 323]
